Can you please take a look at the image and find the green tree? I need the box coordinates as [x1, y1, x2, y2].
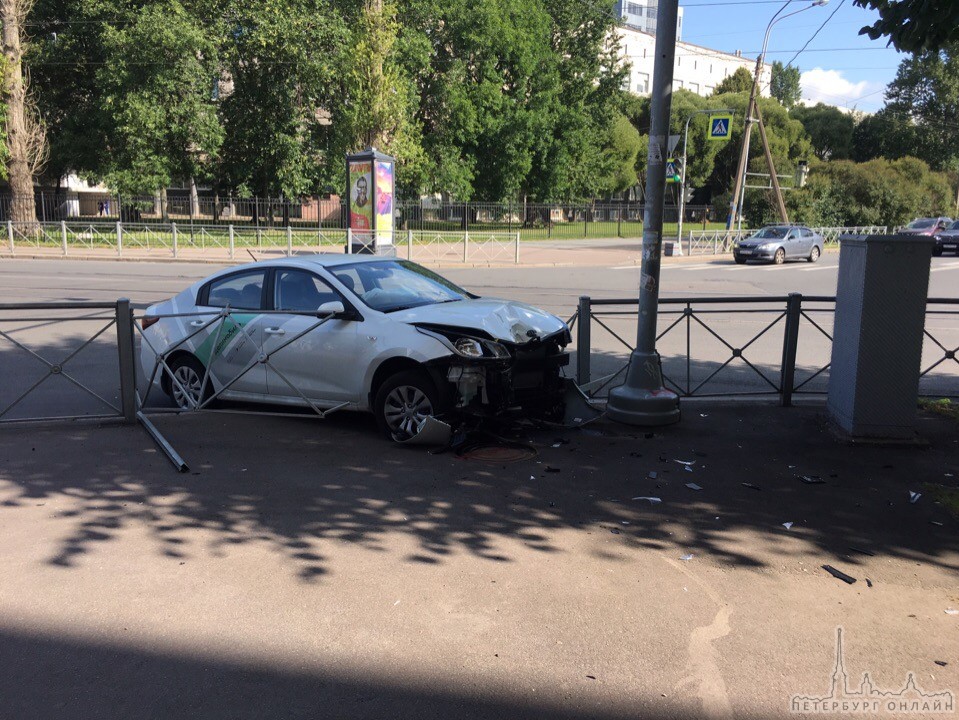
[882, 43, 959, 173]
[712, 67, 753, 95]
[214, 0, 346, 198]
[96, 2, 222, 196]
[770, 61, 801, 108]
[854, 0, 959, 53]
[791, 103, 854, 160]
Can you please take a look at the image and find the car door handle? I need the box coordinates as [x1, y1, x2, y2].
[264, 327, 285, 335]
[190, 320, 207, 327]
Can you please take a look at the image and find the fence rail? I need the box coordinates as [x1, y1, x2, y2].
[571, 294, 958, 403]
[681, 226, 889, 256]
[2, 222, 521, 264]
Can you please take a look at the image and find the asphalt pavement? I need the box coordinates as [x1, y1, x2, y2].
[0, 405, 956, 719]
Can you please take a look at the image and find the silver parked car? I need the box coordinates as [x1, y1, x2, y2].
[733, 225, 824, 265]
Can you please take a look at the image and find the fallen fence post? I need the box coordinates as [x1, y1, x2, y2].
[577, 295, 592, 386]
[780, 292, 803, 407]
[116, 298, 137, 423]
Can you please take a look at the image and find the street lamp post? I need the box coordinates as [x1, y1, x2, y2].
[677, 108, 733, 251]
[726, 0, 828, 231]
[606, 0, 682, 427]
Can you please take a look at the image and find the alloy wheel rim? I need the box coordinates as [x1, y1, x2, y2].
[384, 385, 433, 439]
[172, 366, 202, 409]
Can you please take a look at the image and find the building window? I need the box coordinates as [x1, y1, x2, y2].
[705, 85, 715, 94]
[672, 79, 684, 90]
[689, 82, 700, 94]
[637, 72, 650, 94]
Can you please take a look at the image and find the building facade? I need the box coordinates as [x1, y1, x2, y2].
[614, 0, 684, 39]
[616, 25, 771, 99]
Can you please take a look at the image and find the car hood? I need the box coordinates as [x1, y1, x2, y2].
[390, 298, 567, 344]
[938, 230, 959, 238]
[900, 228, 934, 235]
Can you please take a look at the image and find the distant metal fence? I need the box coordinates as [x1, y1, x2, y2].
[2, 192, 720, 240]
[2, 221, 521, 264]
[569, 294, 959, 403]
[681, 226, 889, 256]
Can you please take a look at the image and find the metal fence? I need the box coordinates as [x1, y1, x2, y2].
[570, 294, 959, 403]
[1, 221, 521, 264]
[0, 300, 136, 424]
[2, 192, 718, 241]
[681, 226, 889, 256]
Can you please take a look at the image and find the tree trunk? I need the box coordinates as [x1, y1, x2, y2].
[2, 0, 37, 224]
[189, 177, 200, 219]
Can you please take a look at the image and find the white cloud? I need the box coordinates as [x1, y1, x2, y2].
[799, 67, 884, 110]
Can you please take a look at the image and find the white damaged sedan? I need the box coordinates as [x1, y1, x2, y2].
[140, 256, 571, 441]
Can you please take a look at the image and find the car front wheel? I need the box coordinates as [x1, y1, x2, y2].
[773, 248, 786, 265]
[374, 370, 446, 442]
[807, 246, 820, 263]
[165, 354, 209, 410]
[734, 255, 747, 265]
[932, 245, 943, 257]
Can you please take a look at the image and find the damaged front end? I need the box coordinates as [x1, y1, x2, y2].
[416, 323, 572, 422]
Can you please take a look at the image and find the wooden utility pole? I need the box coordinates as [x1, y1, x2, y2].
[1, 0, 39, 224]
[726, 57, 787, 229]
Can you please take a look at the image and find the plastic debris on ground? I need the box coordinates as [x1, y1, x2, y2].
[782, 522, 794, 530]
[946, 608, 959, 615]
[674, 459, 695, 466]
[648, 471, 658, 480]
[848, 546, 875, 557]
[632, 496, 662, 503]
[909, 491, 922, 503]
[741, 482, 761, 491]
[935, 661, 948, 667]
[866, 578, 873, 588]
[822, 565, 857, 584]
[610, 528, 621, 534]
[685, 483, 702, 491]
[798, 475, 826, 485]
[680, 553, 694, 561]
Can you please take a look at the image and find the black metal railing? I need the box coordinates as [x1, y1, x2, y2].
[0, 192, 714, 241]
[570, 295, 959, 403]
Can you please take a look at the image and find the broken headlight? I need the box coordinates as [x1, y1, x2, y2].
[416, 326, 511, 360]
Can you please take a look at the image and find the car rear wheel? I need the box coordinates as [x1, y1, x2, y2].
[773, 248, 786, 265]
[165, 354, 209, 410]
[374, 370, 446, 442]
[807, 246, 820, 263]
[734, 255, 747, 265]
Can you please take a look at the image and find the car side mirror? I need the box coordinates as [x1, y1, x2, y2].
[317, 300, 348, 319]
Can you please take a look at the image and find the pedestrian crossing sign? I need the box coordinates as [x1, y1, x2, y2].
[708, 113, 733, 141]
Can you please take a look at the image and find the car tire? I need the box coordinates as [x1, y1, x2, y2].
[734, 255, 747, 265]
[374, 369, 447, 442]
[773, 248, 786, 265]
[165, 354, 210, 410]
[807, 246, 820, 263]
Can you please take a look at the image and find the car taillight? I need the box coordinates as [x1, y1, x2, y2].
[141, 316, 160, 330]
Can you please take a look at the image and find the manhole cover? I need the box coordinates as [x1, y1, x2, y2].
[458, 444, 538, 463]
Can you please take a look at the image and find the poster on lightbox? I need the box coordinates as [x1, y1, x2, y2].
[349, 161, 373, 242]
[375, 161, 394, 245]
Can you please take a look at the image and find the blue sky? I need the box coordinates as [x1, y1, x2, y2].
[678, 0, 902, 112]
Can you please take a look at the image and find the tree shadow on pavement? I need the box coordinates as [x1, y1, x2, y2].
[1, 394, 957, 584]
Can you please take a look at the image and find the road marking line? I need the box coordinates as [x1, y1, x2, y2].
[799, 265, 835, 272]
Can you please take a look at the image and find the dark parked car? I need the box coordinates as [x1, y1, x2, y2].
[900, 217, 951, 237]
[733, 225, 823, 265]
[933, 220, 959, 256]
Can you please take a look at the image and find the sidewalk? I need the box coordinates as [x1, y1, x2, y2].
[0, 402, 956, 719]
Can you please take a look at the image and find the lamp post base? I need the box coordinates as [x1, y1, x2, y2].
[606, 350, 681, 426]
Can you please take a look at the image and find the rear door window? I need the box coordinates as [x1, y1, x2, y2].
[203, 270, 266, 310]
[274, 269, 341, 312]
